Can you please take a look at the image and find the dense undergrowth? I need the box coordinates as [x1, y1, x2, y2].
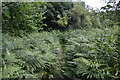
[1, 2, 120, 80]
[1, 26, 120, 80]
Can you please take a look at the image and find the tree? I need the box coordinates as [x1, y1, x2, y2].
[42, 2, 73, 30]
[71, 4, 92, 28]
[2, 2, 46, 36]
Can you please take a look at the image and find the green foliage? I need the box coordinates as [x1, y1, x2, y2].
[2, 52, 23, 79]
[1, 2, 120, 80]
[43, 2, 73, 30]
[57, 13, 68, 27]
[71, 4, 92, 28]
[2, 31, 64, 79]
[99, 1, 120, 28]
[2, 2, 46, 36]
[2, 26, 119, 80]
[60, 27, 119, 80]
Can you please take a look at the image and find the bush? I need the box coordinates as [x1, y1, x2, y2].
[1, 27, 119, 80]
[59, 27, 119, 80]
[2, 31, 63, 79]
[2, 2, 46, 36]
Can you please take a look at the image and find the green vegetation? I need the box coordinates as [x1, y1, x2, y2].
[1, 1, 120, 80]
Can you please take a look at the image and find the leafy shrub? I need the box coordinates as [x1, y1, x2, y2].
[1, 27, 119, 80]
[2, 2, 46, 36]
[42, 2, 73, 30]
[60, 27, 119, 80]
[2, 31, 63, 79]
